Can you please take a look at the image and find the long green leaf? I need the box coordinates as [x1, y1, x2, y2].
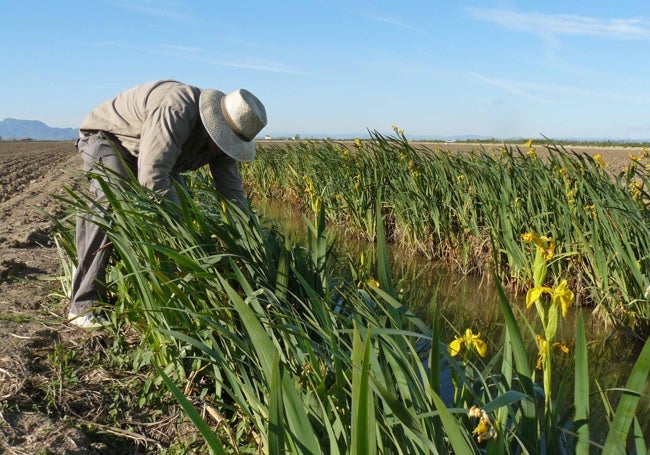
[632, 416, 648, 455]
[268, 352, 284, 455]
[219, 269, 276, 380]
[574, 312, 590, 455]
[428, 297, 445, 452]
[351, 325, 376, 455]
[495, 275, 538, 452]
[603, 336, 650, 452]
[280, 374, 322, 455]
[430, 390, 475, 453]
[370, 378, 439, 452]
[483, 390, 529, 413]
[375, 196, 395, 297]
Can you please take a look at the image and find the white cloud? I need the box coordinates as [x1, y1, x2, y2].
[161, 47, 307, 75]
[87, 41, 305, 75]
[112, 0, 195, 22]
[159, 44, 204, 53]
[466, 8, 650, 40]
[466, 71, 549, 102]
[366, 14, 427, 35]
[214, 57, 307, 75]
[467, 71, 650, 104]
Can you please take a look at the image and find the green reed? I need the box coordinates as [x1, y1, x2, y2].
[57, 174, 468, 452]
[55, 164, 650, 453]
[244, 131, 650, 337]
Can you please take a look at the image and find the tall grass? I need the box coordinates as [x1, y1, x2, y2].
[55, 163, 650, 453]
[244, 131, 650, 337]
[57, 173, 465, 452]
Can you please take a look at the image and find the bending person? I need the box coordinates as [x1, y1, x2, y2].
[69, 79, 267, 328]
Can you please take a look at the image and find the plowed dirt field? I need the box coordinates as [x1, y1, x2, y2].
[0, 141, 96, 453]
[0, 139, 643, 453]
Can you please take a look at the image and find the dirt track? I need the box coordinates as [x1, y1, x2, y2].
[0, 140, 643, 453]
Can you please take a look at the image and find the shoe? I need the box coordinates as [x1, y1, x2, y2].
[67, 312, 108, 330]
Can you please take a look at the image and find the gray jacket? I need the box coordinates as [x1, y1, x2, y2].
[80, 79, 247, 210]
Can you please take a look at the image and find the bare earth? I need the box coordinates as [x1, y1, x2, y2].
[0, 141, 94, 453]
[0, 140, 643, 453]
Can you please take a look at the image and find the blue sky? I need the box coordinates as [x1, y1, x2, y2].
[1, 1, 649, 140]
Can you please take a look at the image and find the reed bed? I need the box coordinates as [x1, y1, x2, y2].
[55, 161, 649, 453]
[244, 131, 650, 338]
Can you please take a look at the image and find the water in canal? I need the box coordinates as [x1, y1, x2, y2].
[255, 197, 649, 441]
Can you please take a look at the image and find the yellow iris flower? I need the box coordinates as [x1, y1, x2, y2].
[526, 285, 553, 308]
[526, 280, 575, 316]
[593, 154, 607, 167]
[522, 232, 556, 260]
[448, 328, 487, 358]
[552, 280, 575, 317]
[526, 279, 575, 317]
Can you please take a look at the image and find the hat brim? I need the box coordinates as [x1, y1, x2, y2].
[199, 89, 256, 162]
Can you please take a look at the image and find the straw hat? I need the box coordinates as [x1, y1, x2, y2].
[199, 88, 267, 162]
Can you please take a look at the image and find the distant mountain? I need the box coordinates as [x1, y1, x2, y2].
[0, 118, 77, 140]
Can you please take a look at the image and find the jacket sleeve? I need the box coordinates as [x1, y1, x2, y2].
[209, 155, 249, 213]
[137, 106, 195, 203]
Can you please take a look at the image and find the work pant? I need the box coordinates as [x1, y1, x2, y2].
[69, 132, 136, 316]
[69, 132, 186, 316]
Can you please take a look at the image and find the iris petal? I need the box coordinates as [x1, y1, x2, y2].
[448, 338, 463, 357]
[473, 339, 488, 357]
[526, 286, 552, 308]
[552, 280, 575, 317]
